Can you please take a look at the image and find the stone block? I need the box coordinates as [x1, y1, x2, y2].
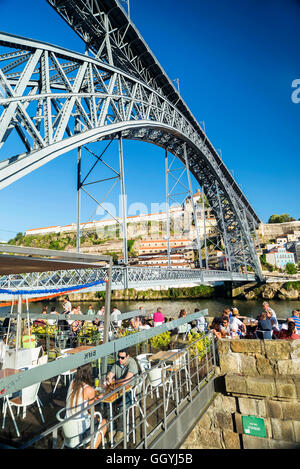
[221, 395, 237, 414]
[198, 412, 213, 429]
[275, 378, 297, 399]
[292, 421, 300, 443]
[256, 355, 276, 376]
[278, 359, 300, 376]
[234, 413, 243, 435]
[264, 341, 291, 360]
[222, 429, 240, 449]
[230, 340, 262, 354]
[269, 439, 300, 449]
[246, 376, 276, 398]
[219, 353, 240, 375]
[238, 397, 266, 418]
[290, 341, 300, 360]
[280, 401, 300, 420]
[239, 354, 258, 376]
[242, 435, 271, 449]
[215, 411, 234, 431]
[225, 374, 247, 395]
[266, 399, 283, 420]
[188, 428, 223, 449]
[271, 418, 295, 441]
[294, 378, 300, 399]
[217, 340, 231, 354]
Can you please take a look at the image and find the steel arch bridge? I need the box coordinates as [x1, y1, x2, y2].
[0, 0, 263, 286]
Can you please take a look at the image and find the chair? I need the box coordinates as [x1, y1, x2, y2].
[145, 367, 174, 409]
[2, 380, 44, 437]
[126, 377, 149, 444]
[136, 353, 153, 373]
[2, 347, 41, 370]
[177, 323, 190, 341]
[55, 330, 70, 349]
[56, 408, 105, 449]
[53, 355, 77, 394]
[166, 349, 190, 392]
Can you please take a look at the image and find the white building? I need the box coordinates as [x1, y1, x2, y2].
[265, 247, 295, 269]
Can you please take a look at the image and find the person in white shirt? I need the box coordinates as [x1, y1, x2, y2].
[263, 301, 279, 333]
[48, 306, 58, 326]
[230, 309, 246, 337]
[97, 306, 105, 316]
[63, 298, 72, 314]
[194, 308, 207, 333]
[111, 307, 122, 327]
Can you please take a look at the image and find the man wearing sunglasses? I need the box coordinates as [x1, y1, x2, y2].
[105, 348, 138, 444]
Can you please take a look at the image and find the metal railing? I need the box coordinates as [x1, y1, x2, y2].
[0, 266, 257, 297]
[15, 331, 216, 450]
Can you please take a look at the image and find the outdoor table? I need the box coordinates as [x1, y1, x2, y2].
[96, 382, 133, 447]
[148, 350, 189, 402]
[148, 350, 185, 363]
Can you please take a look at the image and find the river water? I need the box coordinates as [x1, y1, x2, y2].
[2, 297, 299, 320]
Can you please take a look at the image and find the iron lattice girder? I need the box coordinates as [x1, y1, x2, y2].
[0, 266, 256, 293]
[0, 31, 261, 277]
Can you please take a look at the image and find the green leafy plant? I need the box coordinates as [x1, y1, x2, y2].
[187, 332, 211, 363]
[150, 331, 171, 350]
[285, 263, 297, 275]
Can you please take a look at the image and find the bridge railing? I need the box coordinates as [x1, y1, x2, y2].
[0, 266, 257, 295]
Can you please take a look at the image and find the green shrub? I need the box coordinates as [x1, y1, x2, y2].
[285, 263, 297, 275]
[150, 331, 171, 350]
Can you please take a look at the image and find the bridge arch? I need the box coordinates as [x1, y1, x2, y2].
[0, 32, 262, 278]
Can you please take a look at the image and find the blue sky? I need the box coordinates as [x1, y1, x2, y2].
[0, 0, 299, 240]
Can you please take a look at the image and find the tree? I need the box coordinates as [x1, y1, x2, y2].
[285, 262, 297, 275]
[268, 214, 295, 224]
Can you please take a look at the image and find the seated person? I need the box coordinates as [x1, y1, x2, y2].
[139, 317, 151, 330]
[48, 306, 59, 326]
[66, 364, 107, 449]
[256, 312, 273, 340]
[104, 348, 138, 443]
[153, 308, 165, 326]
[230, 309, 246, 337]
[111, 307, 122, 327]
[194, 308, 207, 333]
[278, 321, 299, 340]
[131, 315, 142, 330]
[220, 317, 237, 338]
[93, 316, 104, 331]
[97, 306, 105, 316]
[71, 319, 82, 337]
[210, 318, 223, 340]
[87, 305, 95, 316]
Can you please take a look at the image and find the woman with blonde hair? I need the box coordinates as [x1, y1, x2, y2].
[66, 364, 107, 449]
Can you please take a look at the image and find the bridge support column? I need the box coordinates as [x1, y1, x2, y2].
[118, 134, 128, 284]
[215, 180, 232, 271]
[202, 188, 208, 270]
[183, 144, 202, 269]
[76, 144, 82, 253]
[165, 148, 171, 269]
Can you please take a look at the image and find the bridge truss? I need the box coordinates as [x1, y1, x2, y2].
[0, 0, 263, 282]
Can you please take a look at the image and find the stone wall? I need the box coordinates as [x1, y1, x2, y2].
[181, 339, 300, 449]
[258, 221, 300, 241]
